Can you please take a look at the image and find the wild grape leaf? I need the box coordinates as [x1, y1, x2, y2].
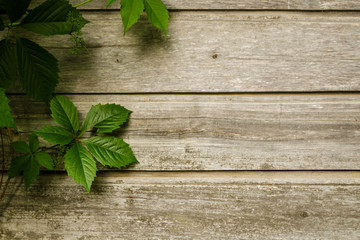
[21, 0, 88, 36]
[23, 156, 40, 188]
[35, 151, 54, 170]
[120, 0, 144, 35]
[143, 0, 169, 36]
[35, 126, 74, 145]
[8, 155, 30, 179]
[84, 136, 138, 168]
[107, 0, 118, 8]
[65, 143, 97, 192]
[50, 95, 79, 133]
[29, 133, 39, 152]
[11, 141, 30, 153]
[0, 88, 16, 129]
[16, 37, 59, 102]
[0, 39, 17, 90]
[0, 0, 31, 23]
[80, 104, 130, 135]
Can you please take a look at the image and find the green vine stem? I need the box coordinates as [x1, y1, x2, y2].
[0, 128, 5, 191]
[0, 128, 13, 202]
[74, 0, 94, 8]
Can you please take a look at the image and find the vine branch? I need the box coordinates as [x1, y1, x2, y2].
[74, 0, 93, 8]
[0, 128, 5, 191]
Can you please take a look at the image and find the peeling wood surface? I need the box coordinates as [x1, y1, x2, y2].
[1, 172, 360, 239]
[30, 0, 360, 10]
[6, 12, 360, 93]
[3, 94, 360, 171]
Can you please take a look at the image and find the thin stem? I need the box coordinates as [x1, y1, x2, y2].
[39, 144, 59, 151]
[0, 128, 14, 202]
[0, 179, 10, 202]
[74, 0, 93, 8]
[6, 128, 13, 142]
[0, 128, 5, 191]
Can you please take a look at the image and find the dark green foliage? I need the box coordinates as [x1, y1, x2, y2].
[0, 0, 31, 23]
[8, 134, 55, 188]
[0, 0, 89, 103]
[16, 37, 59, 102]
[20, 0, 74, 36]
[0, 40, 17, 90]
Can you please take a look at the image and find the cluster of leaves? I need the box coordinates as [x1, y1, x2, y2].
[9, 134, 54, 188]
[0, 0, 169, 194]
[10, 95, 138, 192]
[0, 0, 89, 102]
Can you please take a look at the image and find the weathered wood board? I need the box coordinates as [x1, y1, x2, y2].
[4, 94, 360, 170]
[6, 11, 360, 93]
[30, 0, 360, 10]
[1, 1, 360, 239]
[1, 172, 360, 239]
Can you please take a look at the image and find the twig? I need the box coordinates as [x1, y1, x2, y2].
[74, 0, 93, 8]
[0, 128, 14, 202]
[0, 128, 5, 191]
[0, 179, 10, 202]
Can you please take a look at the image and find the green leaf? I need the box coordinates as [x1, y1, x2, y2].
[29, 133, 39, 152]
[35, 126, 74, 145]
[0, 39, 17, 90]
[0, 88, 16, 129]
[64, 143, 97, 192]
[107, 0, 118, 8]
[120, 0, 144, 35]
[143, 0, 169, 36]
[35, 151, 54, 170]
[8, 155, 29, 179]
[16, 37, 59, 102]
[11, 141, 31, 153]
[0, 0, 31, 22]
[23, 156, 40, 188]
[84, 136, 138, 168]
[50, 95, 79, 133]
[20, 0, 87, 36]
[80, 104, 131, 135]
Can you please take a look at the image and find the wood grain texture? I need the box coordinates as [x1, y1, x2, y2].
[7, 11, 360, 93]
[1, 171, 359, 239]
[29, 0, 360, 10]
[5, 94, 360, 171]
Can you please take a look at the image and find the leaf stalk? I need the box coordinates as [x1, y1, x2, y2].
[74, 0, 94, 8]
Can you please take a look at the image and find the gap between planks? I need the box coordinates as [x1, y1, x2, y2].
[4, 171, 360, 184]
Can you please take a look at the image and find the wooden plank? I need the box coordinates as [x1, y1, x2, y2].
[1, 171, 360, 239]
[5, 94, 360, 170]
[7, 11, 360, 93]
[29, 0, 360, 10]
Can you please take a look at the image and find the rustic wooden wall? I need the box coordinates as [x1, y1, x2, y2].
[1, 0, 360, 239]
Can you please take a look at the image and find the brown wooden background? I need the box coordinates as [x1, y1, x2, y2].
[1, 0, 360, 239]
